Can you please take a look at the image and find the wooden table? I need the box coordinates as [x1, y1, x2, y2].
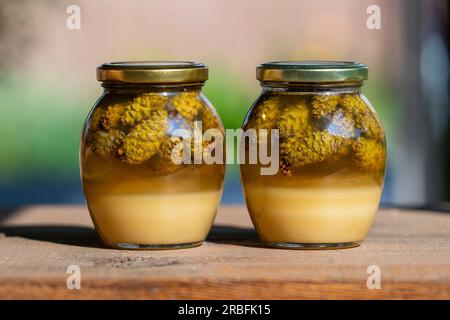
[0, 205, 449, 299]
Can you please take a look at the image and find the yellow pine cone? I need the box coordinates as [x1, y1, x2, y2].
[276, 100, 311, 137]
[164, 113, 222, 164]
[171, 92, 203, 120]
[352, 138, 385, 171]
[122, 93, 168, 126]
[119, 108, 169, 164]
[340, 94, 382, 140]
[92, 129, 125, 157]
[340, 94, 366, 112]
[101, 104, 126, 130]
[244, 96, 281, 146]
[280, 131, 345, 168]
[311, 95, 340, 119]
[246, 96, 280, 130]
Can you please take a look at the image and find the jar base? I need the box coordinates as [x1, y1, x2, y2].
[108, 241, 203, 250]
[264, 241, 361, 250]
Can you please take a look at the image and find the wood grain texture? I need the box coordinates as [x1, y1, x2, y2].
[0, 205, 449, 300]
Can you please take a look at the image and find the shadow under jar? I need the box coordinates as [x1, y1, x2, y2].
[240, 61, 386, 249]
[80, 62, 225, 249]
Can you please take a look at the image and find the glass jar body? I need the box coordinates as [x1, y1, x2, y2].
[80, 84, 225, 249]
[240, 84, 386, 249]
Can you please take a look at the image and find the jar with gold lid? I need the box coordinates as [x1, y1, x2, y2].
[80, 61, 225, 249]
[240, 61, 386, 249]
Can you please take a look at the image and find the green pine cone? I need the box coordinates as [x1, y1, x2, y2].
[122, 93, 168, 126]
[280, 131, 345, 168]
[276, 100, 311, 137]
[340, 94, 382, 140]
[171, 92, 203, 120]
[352, 137, 385, 171]
[92, 129, 125, 157]
[119, 108, 169, 164]
[311, 95, 340, 119]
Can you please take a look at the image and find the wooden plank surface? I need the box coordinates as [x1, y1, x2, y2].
[0, 205, 449, 299]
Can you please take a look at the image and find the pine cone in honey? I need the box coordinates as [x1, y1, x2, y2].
[245, 96, 281, 130]
[280, 131, 345, 168]
[101, 103, 126, 130]
[118, 108, 169, 164]
[92, 129, 125, 157]
[276, 100, 311, 137]
[243, 96, 282, 147]
[311, 95, 340, 119]
[122, 94, 168, 126]
[352, 137, 385, 172]
[171, 92, 203, 120]
[339, 94, 382, 140]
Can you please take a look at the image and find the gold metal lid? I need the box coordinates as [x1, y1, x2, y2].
[256, 61, 368, 83]
[97, 61, 208, 84]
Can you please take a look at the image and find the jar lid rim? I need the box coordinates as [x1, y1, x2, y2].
[97, 61, 208, 84]
[257, 61, 368, 83]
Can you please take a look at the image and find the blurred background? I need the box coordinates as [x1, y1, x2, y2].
[0, 0, 448, 208]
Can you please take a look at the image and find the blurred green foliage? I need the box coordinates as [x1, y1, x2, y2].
[0, 76, 92, 182]
[363, 79, 399, 157]
[204, 68, 256, 129]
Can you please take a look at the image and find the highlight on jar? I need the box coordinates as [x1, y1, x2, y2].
[79, 61, 225, 250]
[240, 61, 387, 249]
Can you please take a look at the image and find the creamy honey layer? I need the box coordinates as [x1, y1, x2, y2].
[244, 184, 382, 244]
[87, 190, 221, 246]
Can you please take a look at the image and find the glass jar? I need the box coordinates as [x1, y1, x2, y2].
[240, 61, 386, 249]
[80, 62, 225, 249]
